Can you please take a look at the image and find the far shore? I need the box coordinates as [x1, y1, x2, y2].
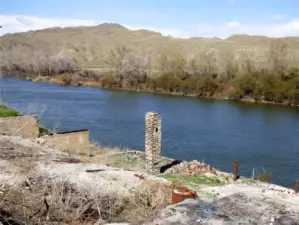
[10, 74, 298, 109]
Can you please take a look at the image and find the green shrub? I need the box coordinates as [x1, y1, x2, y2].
[60, 73, 72, 85]
[282, 67, 299, 80]
[100, 73, 118, 87]
[289, 89, 299, 105]
[233, 74, 257, 97]
[39, 125, 54, 136]
[256, 73, 282, 102]
[196, 77, 219, 97]
[145, 77, 157, 90]
[256, 169, 272, 183]
[123, 78, 138, 89]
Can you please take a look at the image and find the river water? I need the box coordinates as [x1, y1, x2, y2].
[2, 77, 299, 186]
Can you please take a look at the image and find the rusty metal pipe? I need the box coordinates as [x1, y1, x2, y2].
[172, 187, 197, 204]
[234, 160, 239, 182]
[295, 180, 299, 194]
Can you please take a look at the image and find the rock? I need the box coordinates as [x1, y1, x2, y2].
[105, 224, 130, 225]
[205, 172, 217, 178]
[35, 138, 47, 145]
[149, 191, 299, 224]
[165, 160, 218, 177]
[93, 219, 105, 225]
[274, 216, 298, 225]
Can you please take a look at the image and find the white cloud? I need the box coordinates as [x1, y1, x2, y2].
[225, 21, 241, 28]
[0, 14, 299, 39]
[195, 20, 299, 38]
[0, 14, 191, 38]
[268, 14, 285, 21]
[0, 15, 99, 35]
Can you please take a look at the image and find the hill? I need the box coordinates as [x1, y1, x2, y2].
[1, 23, 299, 69]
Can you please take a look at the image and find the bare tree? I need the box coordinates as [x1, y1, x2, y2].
[157, 52, 187, 79]
[144, 52, 153, 77]
[219, 50, 238, 79]
[186, 55, 199, 76]
[1, 50, 75, 76]
[238, 49, 257, 74]
[198, 48, 219, 76]
[104, 45, 130, 80]
[119, 52, 149, 82]
[266, 40, 288, 74]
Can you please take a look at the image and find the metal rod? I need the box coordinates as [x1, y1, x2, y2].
[252, 168, 255, 179]
[295, 180, 299, 194]
[234, 160, 239, 182]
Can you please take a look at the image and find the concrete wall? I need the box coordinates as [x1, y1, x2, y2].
[0, 116, 39, 138]
[44, 130, 90, 153]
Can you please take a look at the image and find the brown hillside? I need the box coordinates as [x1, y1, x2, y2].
[1, 23, 299, 69]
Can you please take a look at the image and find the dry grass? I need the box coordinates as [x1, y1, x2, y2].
[0, 176, 172, 225]
[0, 136, 173, 225]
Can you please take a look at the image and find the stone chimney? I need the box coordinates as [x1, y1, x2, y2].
[145, 112, 162, 174]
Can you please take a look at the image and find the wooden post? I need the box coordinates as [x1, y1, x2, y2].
[295, 180, 299, 194]
[234, 160, 239, 182]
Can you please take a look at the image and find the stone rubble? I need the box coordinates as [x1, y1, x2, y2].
[165, 160, 217, 176]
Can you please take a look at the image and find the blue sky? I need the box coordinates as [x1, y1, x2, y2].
[1, 0, 299, 38]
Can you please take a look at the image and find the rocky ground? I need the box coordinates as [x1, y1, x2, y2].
[1, 135, 299, 225]
[149, 182, 299, 224]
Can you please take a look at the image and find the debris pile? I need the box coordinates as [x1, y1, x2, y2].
[165, 160, 217, 176]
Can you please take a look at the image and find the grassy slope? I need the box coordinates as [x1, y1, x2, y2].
[0, 105, 21, 117]
[1, 23, 299, 69]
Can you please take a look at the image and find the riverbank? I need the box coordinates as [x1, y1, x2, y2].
[14, 74, 299, 108]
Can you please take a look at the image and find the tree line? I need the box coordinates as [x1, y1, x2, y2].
[1, 39, 299, 105]
[101, 40, 299, 105]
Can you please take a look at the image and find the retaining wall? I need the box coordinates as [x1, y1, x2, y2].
[0, 116, 39, 138]
[44, 129, 90, 153]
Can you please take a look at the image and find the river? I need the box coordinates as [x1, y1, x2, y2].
[1, 77, 299, 187]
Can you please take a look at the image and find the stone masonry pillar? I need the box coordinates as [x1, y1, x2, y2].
[145, 112, 162, 174]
